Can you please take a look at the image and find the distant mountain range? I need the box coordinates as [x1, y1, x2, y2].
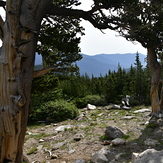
[76, 53, 147, 77]
[35, 53, 147, 77]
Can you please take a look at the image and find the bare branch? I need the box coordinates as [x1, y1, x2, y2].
[0, 15, 4, 28]
[47, 5, 117, 30]
[0, 15, 4, 40]
[33, 67, 54, 78]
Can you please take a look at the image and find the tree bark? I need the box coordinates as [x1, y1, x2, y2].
[159, 84, 163, 112]
[147, 48, 161, 116]
[0, 0, 49, 162]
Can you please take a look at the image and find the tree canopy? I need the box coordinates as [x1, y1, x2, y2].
[36, 1, 84, 75]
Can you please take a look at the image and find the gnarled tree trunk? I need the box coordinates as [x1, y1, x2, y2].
[0, 1, 48, 162]
[148, 48, 161, 116]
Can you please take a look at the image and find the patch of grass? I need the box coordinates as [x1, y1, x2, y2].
[115, 110, 128, 116]
[28, 132, 47, 139]
[27, 123, 46, 129]
[136, 118, 142, 122]
[146, 122, 158, 128]
[26, 147, 37, 155]
[122, 135, 130, 140]
[90, 122, 98, 126]
[25, 132, 56, 142]
[99, 122, 108, 128]
[60, 145, 67, 150]
[82, 126, 92, 132]
[120, 152, 132, 162]
[43, 142, 51, 149]
[100, 135, 108, 140]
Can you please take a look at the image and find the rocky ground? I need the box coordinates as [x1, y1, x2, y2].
[23, 105, 163, 163]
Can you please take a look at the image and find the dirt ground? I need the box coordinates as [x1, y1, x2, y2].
[23, 105, 163, 163]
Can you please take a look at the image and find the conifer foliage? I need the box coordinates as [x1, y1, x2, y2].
[30, 53, 151, 120]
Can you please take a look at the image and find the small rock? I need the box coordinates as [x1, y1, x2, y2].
[67, 144, 75, 154]
[115, 153, 123, 160]
[121, 106, 131, 110]
[68, 149, 75, 154]
[111, 138, 126, 146]
[98, 113, 104, 116]
[51, 154, 58, 159]
[110, 104, 121, 109]
[134, 108, 151, 113]
[87, 104, 96, 110]
[55, 125, 74, 132]
[37, 145, 43, 151]
[132, 149, 163, 163]
[98, 148, 111, 158]
[105, 126, 125, 139]
[102, 140, 110, 145]
[53, 141, 67, 150]
[91, 153, 108, 163]
[75, 114, 85, 121]
[74, 159, 86, 163]
[40, 128, 45, 131]
[39, 139, 44, 143]
[144, 138, 159, 146]
[27, 131, 32, 135]
[121, 116, 135, 120]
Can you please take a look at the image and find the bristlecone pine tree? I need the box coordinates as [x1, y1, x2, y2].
[0, 0, 116, 162]
[0, 0, 163, 162]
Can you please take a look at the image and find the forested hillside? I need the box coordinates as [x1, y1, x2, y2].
[30, 53, 151, 122]
[76, 53, 146, 77]
[35, 53, 147, 77]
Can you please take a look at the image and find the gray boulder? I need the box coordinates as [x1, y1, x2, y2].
[98, 148, 111, 158]
[144, 138, 159, 146]
[132, 149, 163, 163]
[91, 148, 111, 163]
[87, 104, 96, 110]
[105, 126, 125, 139]
[91, 153, 108, 163]
[111, 138, 126, 146]
[74, 159, 86, 163]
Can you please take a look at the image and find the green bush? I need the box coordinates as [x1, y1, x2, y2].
[29, 99, 79, 122]
[74, 95, 107, 108]
[73, 97, 87, 108]
[130, 98, 141, 106]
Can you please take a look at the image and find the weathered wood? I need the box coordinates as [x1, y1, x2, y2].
[33, 67, 54, 78]
[0, 0, 45, 162]
[148, 48, 161, 115]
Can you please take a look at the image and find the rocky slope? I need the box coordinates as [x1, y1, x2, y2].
[24, 105, 163, 163]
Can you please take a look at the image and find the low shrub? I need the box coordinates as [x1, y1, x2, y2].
[74, 95, 107, 108]
[29, 99, 79, 122]
[84, 95, 107, 106]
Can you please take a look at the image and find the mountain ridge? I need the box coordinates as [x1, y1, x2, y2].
[35, 53, 147, 77]
[76, 53, 146, 77]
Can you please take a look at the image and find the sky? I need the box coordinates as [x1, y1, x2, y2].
[0, 2, 147, 56]
[76, 1, 147, 56]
